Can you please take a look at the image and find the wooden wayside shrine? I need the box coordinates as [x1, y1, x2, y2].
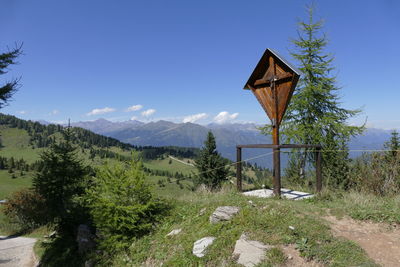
[239, 48, 322, 196]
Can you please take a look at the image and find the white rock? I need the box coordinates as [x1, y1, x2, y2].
[199, 207, 207, 216]
[248, 200, 255, 207]
[289, 226, 295, 231]
[233, 233, 271, 267]
[193, 237, 216, 257]
[243, 188, 314, 200]
[209, 206, 240, 223]
[166, 228, 182, 237]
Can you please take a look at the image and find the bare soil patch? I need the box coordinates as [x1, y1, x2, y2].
[280, 244, 324, 267]
[325, 216, 400, 267]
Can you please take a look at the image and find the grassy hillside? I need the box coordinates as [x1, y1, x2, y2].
[0, 114, 209, 200]
[0, 126, 45, 163]
[144, 157, 195, 176]
[109, 189, 393, 266]
[0, 170, 33, 199]
[0, 114, 268, 201]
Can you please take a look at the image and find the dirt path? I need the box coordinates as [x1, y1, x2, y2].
[325, 216, 400, 267]
[0, 236, 37, 267]
[168, 155, 194, 166]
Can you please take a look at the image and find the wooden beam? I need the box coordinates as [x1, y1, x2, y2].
[236, 147, 242, 192]
[316, 147, 322, 192]
[236, 144, 322, 149]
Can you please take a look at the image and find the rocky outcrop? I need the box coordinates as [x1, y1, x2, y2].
[233, 233, 271, 267]
[192, 237, 216, 257]
[209, 206, 240, 223]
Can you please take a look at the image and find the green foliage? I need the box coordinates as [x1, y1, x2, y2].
[264, 6, 363, 188]
[314, 190, 400, 224]
[348, 152, 400, 196]
[2, 188, 49, 230]
[38, 234, 86, 267]
[194, 131, 229, 190]
[248, 167, 273, 189]
[384, 130, 400, 160]
[0, 44, 22, 109]
[85, 159, 170, 255]
[265, 247, 287, 266]
[33, 128, 90, 233]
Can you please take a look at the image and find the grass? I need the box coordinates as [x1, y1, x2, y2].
[312, 190, 400, 224]
[0, 126, 44, 163]
[0, 170, 33, 199]
[147, 175, 194, 198]
[108, 189, 377, 267]
[265, 247, 287, 266]
[144, 157, 196, 176]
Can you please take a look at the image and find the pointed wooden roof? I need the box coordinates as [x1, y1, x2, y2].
[243, 48, 301, 125]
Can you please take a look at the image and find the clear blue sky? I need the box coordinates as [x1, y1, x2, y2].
[1, 0, 399, 128]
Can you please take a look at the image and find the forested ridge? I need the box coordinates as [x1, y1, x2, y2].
[0, 113, 200, 161]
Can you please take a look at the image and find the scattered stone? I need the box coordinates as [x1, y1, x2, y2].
[166, 228, 182, 237]
[193, 236, 216, 257]
[199, 207, 207, 216]
[44, 231, 57, 239]
[209, 206, 240, 223]
[289, 226, 295, 231]
[243, 188, 314, 200]
[76, 224, 95, 254]
[233, 233, 271, 267]
[248, 200, 256, 207]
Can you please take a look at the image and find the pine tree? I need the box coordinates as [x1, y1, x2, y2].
[194, 131, 228, 190]
[384, 130, 400, 160]
[279, 6, 364, 188]
[0, 45, 22, 108]
[33, 128, 89, 233]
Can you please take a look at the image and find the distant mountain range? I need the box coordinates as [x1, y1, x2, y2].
[60, 118, 393, 167]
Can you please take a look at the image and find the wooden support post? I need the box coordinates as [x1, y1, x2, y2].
[236, 147, 242, 192]
[316, 147, 322, 192]
[271, 75, 281, 197]
[272, 127, 281, 196]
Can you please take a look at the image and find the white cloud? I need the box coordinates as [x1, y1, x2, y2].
[130, 116, 138, 121]
[213, 111, 239, 124]
[183, 113, 208, 123]
[50, 120, 67, 125]
[86, 107, 116, 116]
[18, 110, 27, 114]
[126, 104, 143, 112]
[50, 109, 59, 115]
[141, 109, 156, 117]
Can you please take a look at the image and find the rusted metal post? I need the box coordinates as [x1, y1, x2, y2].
[236, 146, 242, 192]
[316, 147, 322, 192]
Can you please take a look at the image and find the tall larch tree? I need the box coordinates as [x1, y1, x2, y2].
[279, 6, 364, 188]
